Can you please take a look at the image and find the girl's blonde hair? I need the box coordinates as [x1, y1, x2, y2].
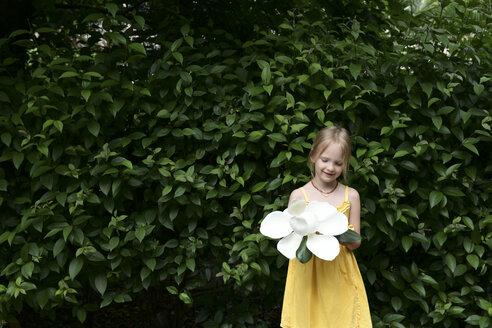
[309, 126, 351, 179]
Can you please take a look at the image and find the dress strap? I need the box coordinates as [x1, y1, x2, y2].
[300, 187, 310, 204]
[345, 186, 349, 201]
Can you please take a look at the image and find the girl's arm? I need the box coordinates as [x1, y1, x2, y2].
[342, 188, 362, 251]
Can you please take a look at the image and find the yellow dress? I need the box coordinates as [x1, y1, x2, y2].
[280, 186, 372, 328]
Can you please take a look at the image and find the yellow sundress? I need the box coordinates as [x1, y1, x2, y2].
[280, 186, 372, 328]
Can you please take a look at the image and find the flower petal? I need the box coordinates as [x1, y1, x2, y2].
[289, 211, 319, 236]
[306, 234, 340, 261]
[287, 198, 306, 216]
[317, 211, 349, 236]
[277, 232, 303, 260]
[260, 211, 293, 238]
[307, 201, 337, 221]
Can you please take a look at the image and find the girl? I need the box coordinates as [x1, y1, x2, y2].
[281, 126, 372, 328]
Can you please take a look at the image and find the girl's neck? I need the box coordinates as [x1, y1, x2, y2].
[311, 176, 338, 192]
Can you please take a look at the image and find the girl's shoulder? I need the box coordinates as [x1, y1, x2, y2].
[289, 187, 306, 201]
[289, 182, 311, 201]
[344, 185, 360, 202]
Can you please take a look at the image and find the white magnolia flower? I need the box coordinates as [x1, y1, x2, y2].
[260, 199, 349, 261]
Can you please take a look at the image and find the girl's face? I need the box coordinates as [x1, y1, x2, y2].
[313, 143, 344, 185]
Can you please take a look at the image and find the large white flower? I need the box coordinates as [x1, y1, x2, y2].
[260, 199, 349, 261]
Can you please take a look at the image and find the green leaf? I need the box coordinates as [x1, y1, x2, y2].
[144, 258, 156, 271]
[404, 76, 417, 92]
[267, 133, 287, 142]
[251, 181, 268, 193]
[129, 42, 147, 55]
[135, 227, 146, 242]
[1, 132, 11, 146]
[401, 236, 413, 252]
[59, 71, 78, 79]
[261, 66, 271, 84]
[420, 82, 433, 98]
[81, 90, 91, 102]
[12, 153, 24, 170]
[429, 190, 443, 208]
[423, 43, 434, 53]
[335, 79, 346, 88]
[466, 254, 479, 269]
[276, 55, 293, 65]
[431, 116, 442, 130]
[106, 32, 126, 44]
[240, 193, 251, 207]
[140, 267, 151, 281]
[444, 253, 456, 273]
[76, 307, 87, 323]
[473, 84, 484, 96]
[69, 257, 83, 280]
[108, 237, 119, 251]
[419, 274, 438, 285]
[391, 98, 405, 107]
[53, 238, 65, 257]
[0, 179, 6, 192]
[105, 3, 118, 17]
[263, 84, 273, 95]
[134, 15, 145, 29]
[88, 121, 100, 137]
[179, 292, 192, 304]
[84, 71, 103, 79]
[391, 297, 402, 312]
[174, 185, 186, 197]
[463, 142, 479, 155]
[384, 313, 405, 323]
[166, 286, 178, 295]
[21, 262, 34, 278]
[394, 150, 409, 158]
[400, 160, 419, 172]
[383, 83, 397, 97]
[37, 289, 50, 309]
[9, 29, 30, 38]
[296, 236, 312, 264]
[83, 13, 104, 23]
[298, 74, 309, 84]
[186, 258, 196, 272]
[286, 92, 295, 108]
[309, 63, 321, 75]
[411, 282, 426, 297]
[162, 185, 172, 196]
[100, 296, 113, 308]
[173, 52, 184, 64]
[180, 24, 190, 35]
[349, 63, 361, 80]
[336, 229, 361, 243]
[53, 121, 63, 132]
[94, 273, 107, 295]
[171, 38, 183, 52]
[279, 23, 293, 30]
[434, 232, 447, 247]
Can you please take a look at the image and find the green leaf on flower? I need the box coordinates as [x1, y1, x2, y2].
[296, 236, 312, 264]
[336, 229, 361, 243]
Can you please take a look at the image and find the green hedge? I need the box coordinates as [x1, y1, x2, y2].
[0, 1, 491, 327]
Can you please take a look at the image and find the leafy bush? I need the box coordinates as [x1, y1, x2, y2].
[0, 1, 491, 327]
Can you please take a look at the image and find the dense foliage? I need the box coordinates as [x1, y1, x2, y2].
[0, 0, 491, 327]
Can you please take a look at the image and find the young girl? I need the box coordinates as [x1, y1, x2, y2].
[281, 126, 372, 328]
